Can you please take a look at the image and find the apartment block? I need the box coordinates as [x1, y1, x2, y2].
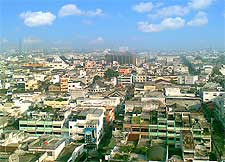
[19, 109, 70, 136]
[69, 108, 104, 148]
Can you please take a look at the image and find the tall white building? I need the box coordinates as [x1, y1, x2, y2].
[69, 108, 104, 148]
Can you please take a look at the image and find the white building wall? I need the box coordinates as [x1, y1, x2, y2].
[202, 91, 225, 102]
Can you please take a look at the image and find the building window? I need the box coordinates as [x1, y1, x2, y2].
[53, 125, 61, 128]
[20, 124, 27, 127]
[141, 128, 148, 132]
[132, 128, 140, 132]
[141, 135, 148, 139]
[37, 125, 44, 127]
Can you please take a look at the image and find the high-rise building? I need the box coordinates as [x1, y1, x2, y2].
[106, 53, 136, 65]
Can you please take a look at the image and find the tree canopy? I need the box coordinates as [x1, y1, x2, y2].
[104, 69, 119, 78]
[93, 75, 101, 83]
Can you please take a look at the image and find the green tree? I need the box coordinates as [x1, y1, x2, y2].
[93, 75, 101, 83]
[120, 145, 134, 153]
[114, 154, 129, 161]
[134, 147, 148, 155]
[211, 66, 222, 77]
[216, 55, 225, 64]
[181, 56, 200, 75]
[104, 69, 119, 78]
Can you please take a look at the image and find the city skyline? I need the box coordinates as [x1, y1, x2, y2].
[0, 0, 225, 50]
[1, 2, 225, 160]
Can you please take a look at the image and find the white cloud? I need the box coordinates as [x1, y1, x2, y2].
[149, 5, 190, 19]
[59, 4, 103, 17]
[188, 0, 214, 10]
[86, 9, 103, 17]
[138, 22, 162, 32]
[23, 37, 42, 44]
[138, 17, 185, 32]
[187, 11, 208, 26]
[132, 2, 154, 13]
[89, 37, 104, 44]
[58, 4, 83, 16]
[161, 17, 185, 29]
[20, 11, 56, 27]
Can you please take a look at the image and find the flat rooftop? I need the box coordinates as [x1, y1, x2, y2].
[28, 136, 65, 150]
[74, 108, 103, 117]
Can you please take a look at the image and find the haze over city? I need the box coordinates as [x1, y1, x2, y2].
[0, 1, 225, 162]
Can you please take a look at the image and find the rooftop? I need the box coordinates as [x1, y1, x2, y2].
[29, 136, 65, 150]
[73, 108, 104, 118]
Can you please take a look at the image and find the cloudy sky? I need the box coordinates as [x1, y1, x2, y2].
[0, 0, 224, 50]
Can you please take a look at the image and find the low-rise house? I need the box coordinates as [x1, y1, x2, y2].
[60, 75, 69, 92]
[87, 80, 107, 93]
[178, 75, 198, 85]
[0, 132, 28, 152]
[174, 64, 189, 74]
[118, 68, 132, 75]
[165, 88, 201, 109]
[117, 75, 134, 85]
[70, 89, 87, 100]
[134, 75, 149, 83]
[33, 73, 46, 82]
[28, 136, 66, 161]
[47, 57, 70, 70]
[12, 92, 42, 102]
[125, 99, 163, 113]
[76, 97, 121, 107]
[68, 81, 85, 92]
[48, 84, 61, 92]
[202, 90, 225, 102]
[25, 80, 39, 91]
[44, 97, 69, 108]
[202, 65, 213, 75]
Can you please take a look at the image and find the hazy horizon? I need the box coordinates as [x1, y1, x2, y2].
[0, 0, 225, 50]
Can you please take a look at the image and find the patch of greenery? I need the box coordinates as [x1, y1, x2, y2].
[114, 153, 130, 161]
[203, 103, 225, 159]
[132, 116, 140, 124]
[215, 55, 225, 65]
[104, 69, 119, 78]
[104, 137, 116, 150]
[120, 145, 134, 153]
[211, 66, 222, 77]
[55, 98, 67, 102]
[98, 125, 113, 158]
[181, 56, 200, 75]
[133, 146, 148, 155]
[56, 144, 78, 162]
[93, 75, 101, 83]
[0, 89, 7, 94]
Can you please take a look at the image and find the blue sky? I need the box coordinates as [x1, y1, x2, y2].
[0, 0, 224, 50]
